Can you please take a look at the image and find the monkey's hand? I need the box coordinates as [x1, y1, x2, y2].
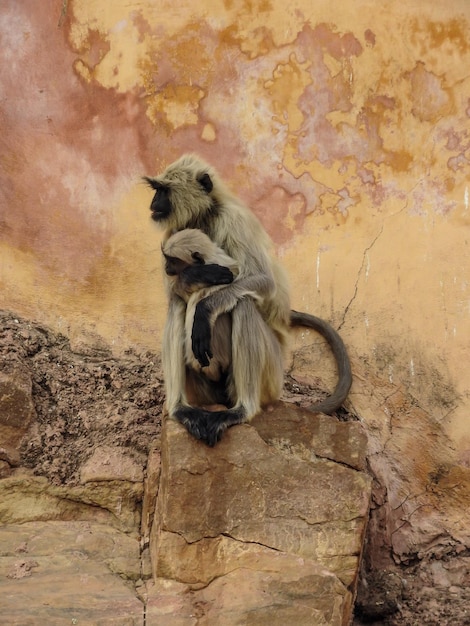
[192, 299, 213, 367]
[181, 264, 234, 289]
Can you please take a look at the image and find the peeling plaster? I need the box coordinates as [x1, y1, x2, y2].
[1, 0, 470, 560]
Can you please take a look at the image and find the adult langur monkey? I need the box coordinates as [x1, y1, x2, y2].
[162, 228, 260, 384]
[144, 154, 352, 446]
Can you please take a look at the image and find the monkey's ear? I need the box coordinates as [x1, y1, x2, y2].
[197, 172, 213, 193]
[191, 251, 205, 265]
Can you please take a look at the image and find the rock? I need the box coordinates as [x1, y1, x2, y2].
[144, 578, 196, 626]
[146, 559, 351, 626]
[0, 459, 13, 478]
[80, 445, 145, 483]
[354, 569, 403, 621]
[0, 469, 142, 532]
[141, 443, 161, 544]
[252, 401, 368, 470]
[69, 328, 112, 357]
[150, 404, 372, 624]
[0, 364, 36, 453]
[0, 521, 143, 624]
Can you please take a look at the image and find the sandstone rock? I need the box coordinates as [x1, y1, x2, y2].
[80, 445, 145, 483]
[0, 521, 143, 625]
[153, 412, 371, 586]
[155, 527, 358, 598]
[0, 469, 142, 532]
[69, 328, 113, 357]
[252, 402, 368, 470]
[141, 444, 161, 543]
[0, 364, 36, 452]
[0, 521, 141, 580]
[150, 404, 372, 624]
[144, 578, 196, 626]
[146, 558, 351, 626]
[0, 459, 13, 478]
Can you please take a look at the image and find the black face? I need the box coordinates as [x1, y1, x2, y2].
[144, 178, 172, 222]
[164, 255, 189, 276]
[163, 251, 205, 276]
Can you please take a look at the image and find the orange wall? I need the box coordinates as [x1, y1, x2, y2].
[1, 0, 470, 558]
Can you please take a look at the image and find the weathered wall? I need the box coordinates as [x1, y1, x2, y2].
[1, 0, 469, 562]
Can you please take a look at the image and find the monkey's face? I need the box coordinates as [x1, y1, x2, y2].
[144, 179, 172, 222]
[163, 254, 188, 276]
[144, 157, 214, 230]
[163, 251, 204, 276]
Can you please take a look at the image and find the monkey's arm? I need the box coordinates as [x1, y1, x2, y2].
[180, 263, 234, 289]
[191, 274, 272, 366]
[290, 310, 352, 414]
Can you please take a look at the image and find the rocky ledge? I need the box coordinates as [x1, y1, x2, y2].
[1, 404, 371, 625]
[0, 312, 371, 624]
[146, 404, 371, 626]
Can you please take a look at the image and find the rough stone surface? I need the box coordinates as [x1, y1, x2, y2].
[150, 407, 372, 624]
[0, 311, 163, 486]
[141, 444, 161, 543]
[2, 311, 470, 623]
[145, 560, 351, 626]
[0, 521, 143, 625]
[153, 411, 371, 584]
[80, 445, 146, 484]
[252, 402, 368, 471]
[0, 364, 36, 458]
[0, 470, 142, 532]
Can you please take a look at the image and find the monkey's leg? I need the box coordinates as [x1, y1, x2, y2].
[162, 297, 188, 415]
[185, 369, 231, 407]
[178, 299, 280, 446]
[174, 367, 239, 446]
[229, 298, 284, 417]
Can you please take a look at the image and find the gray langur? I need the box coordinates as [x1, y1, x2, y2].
[144, 154, 352, 446]
[162, 228, 260, 384]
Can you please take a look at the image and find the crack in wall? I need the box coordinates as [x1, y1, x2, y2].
[337, 188, 420, 333]
[338, 226, 384, 331]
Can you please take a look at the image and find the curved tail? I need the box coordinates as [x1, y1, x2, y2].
[290, 310, 352, 414]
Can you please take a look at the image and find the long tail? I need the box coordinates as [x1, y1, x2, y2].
[290, 310, 352, 414]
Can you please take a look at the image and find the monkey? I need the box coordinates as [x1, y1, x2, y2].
[162, 228, 261, 384]
[162, 227, 239, 300]
[144, 154, 352, 446]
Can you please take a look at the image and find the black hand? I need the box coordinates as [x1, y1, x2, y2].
[192, 300, 212, 367]
[181, 264, 234, 287]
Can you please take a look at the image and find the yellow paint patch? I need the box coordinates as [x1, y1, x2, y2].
[264, 53, 311, 133]
[202, 123, 217, 142]
[146, 84, 205, 130]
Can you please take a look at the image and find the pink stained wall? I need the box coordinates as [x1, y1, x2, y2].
[1, 0, 470, 562]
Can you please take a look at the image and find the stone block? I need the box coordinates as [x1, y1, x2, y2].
[150, 403, 372, 625]
[0, 521, 143, 625]
[0, 470, 142, 532]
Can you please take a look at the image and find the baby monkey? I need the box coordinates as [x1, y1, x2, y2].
[162, 228, 259, 384]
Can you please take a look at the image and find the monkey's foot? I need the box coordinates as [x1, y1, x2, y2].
[175, 405, 246, 447]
